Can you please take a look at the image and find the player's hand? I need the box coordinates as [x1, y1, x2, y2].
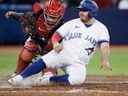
[5, 11, 16, 19]
[53, 42, 63, 53]
[100, 61, 112, 71]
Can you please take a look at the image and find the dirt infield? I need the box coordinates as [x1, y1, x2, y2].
[0, 76, 128, 96]
[0, 45, 128, 96]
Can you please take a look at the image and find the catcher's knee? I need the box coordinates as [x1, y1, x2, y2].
[20, 41, 38, 62]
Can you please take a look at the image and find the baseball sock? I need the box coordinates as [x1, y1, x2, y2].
[50, 74, 70, 84]
[20, 58, 46, 79]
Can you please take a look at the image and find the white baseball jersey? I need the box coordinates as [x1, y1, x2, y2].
[57, 18, 110, 64]
[42, 18, 109, 85]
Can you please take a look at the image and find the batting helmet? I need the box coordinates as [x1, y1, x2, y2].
[77, 0, 98, 18]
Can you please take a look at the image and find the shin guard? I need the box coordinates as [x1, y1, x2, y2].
[16, 41, 38, 74]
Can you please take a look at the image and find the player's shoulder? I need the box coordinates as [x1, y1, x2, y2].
[95, 20, 107, 29]
[66, 18, 80, 23]
[95, 20, 109, 33]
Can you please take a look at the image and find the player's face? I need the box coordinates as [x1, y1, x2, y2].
[79, 9, 90, 23]
[44, 12, 61, 26]
[47, 15, 58, 24]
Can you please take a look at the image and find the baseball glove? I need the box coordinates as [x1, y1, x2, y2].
[19, 12, 49, 49]
[19, 12, 38, 37]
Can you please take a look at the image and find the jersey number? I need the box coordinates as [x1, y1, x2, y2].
[85, 47, 94, 55]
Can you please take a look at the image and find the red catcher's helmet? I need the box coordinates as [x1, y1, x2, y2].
[44, 0, 64, 26]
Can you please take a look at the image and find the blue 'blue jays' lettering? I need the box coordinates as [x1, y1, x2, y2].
[84, 35, 97, 46]
[75, 26, 80, 28]
[68, 33, 82, 40]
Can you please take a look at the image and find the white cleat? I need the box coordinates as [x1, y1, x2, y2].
[36, 72, 54, 85]
[10, 72, 17, 78]
[8, 75, 23, 86]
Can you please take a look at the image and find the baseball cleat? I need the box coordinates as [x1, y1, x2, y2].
[10, 72, 17, 78]
[8, 75, 23, 86]
[36, 72, 53, 85]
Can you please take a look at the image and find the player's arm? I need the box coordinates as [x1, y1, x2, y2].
[52, 32, 63, 53]
[51, 20, 72, 53]
[5, 11, 25, 21]
[100, 42, 112, 71]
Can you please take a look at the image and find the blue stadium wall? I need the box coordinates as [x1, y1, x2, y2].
[0, 5, 128, 45]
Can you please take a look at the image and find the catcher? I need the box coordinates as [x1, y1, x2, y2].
[5, 0, 65, 78]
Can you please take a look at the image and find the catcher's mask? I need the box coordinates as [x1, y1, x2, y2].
[44, 0, 64, 26]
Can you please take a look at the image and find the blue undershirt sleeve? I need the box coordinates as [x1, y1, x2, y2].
[20, 58, 46, 79]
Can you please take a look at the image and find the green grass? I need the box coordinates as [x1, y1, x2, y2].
[0, 53, 18, 76]
[87, 50, 128, 76]
[0, 50, 128, 76]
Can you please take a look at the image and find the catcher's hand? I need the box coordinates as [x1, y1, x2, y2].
[5, 11, 17, 19]
[5, 11, 38, 37]
[20, 12, 38, 36]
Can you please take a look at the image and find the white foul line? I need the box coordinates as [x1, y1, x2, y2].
[85, 81, 128, 84]
[0, 89, 127, 94]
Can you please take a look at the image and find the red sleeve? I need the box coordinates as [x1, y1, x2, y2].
[32, 3, 42, 13]
[52, 32, 62, 44]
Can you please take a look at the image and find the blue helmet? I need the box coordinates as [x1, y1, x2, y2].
[77, 0, 98, 18]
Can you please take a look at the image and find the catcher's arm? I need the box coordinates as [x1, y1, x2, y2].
[5, 11, 38, 36]
[21, 12, 48, 48]
[20, 12, 38, 36]
[5, 11, 47, 49]
[5, 11, 31, 34]
[5, 11, 24, 21]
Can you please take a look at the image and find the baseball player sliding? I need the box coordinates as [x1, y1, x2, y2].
[8, 0, 112, 86]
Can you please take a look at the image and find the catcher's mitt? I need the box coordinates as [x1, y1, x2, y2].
[19, 12, 38, 37]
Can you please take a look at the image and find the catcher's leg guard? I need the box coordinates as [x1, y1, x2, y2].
[16, 41, 38, 74]
[43, 68, 57, 76]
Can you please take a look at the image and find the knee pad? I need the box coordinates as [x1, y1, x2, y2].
[20, 41, 39, 62]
